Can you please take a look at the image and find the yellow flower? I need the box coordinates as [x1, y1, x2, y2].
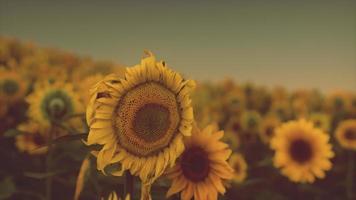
[222, 130, 240, 151]
[166, 124, 234, 200]
[86, 52, 195, 199]
[26, 81, 84, 127]
[240, 110, 262, 133]
[15, 122, 49, 154]
[229, 153, 247, 183]
[222, 88, 245, 114]
[271, 119, 334, 183]
[270, 100, 292, 121]
[0, 68, 27, 103]
[308, 112, 331, 132]
[326, 92, 351, 113]
[259, 116, 281, 144]
[225, 115, 242, 134]
[77, 74, 105, 105]
[335, 119, 356, 150]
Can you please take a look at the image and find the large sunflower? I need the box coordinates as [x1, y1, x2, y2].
[0, 68, 27, 103]
[335, 119, 356, 150]
[86, 52, 195, 198]
[229, 153, 247, 183]
[165, 124, 234, 200]
[270, 119, 334, 183]
[26, 81, 84, 127]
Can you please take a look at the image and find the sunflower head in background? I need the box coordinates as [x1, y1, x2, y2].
[240, 110, 262, 133]
[77, 74, 105, 105]
[225, 115, 242, 134]
[222, 130, 240, 151]
[335, 119, 356, 150]
[229, 153, 248, 183]
[308, 112, 331, 133]
[259, 115, 281, 144]
[26, 81, 84, 127]
[15, 121, 49, 155]
[270, 100, 293, 122]
[0, 68, 28, 104]
[165, 124, 234, 200]
[326, 92, 351, 114]
[222, 88, 245, 115]
[271, 119, 334, 183]
[85, 51, 195, 199]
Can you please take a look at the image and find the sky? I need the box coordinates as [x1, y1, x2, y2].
[1, 0, 355, 92]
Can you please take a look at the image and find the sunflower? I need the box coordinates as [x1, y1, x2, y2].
[229, 153, 247, 183]
[77, 74, 105, 105]
[259, 116, 280, 144]
[270, 119, 334, 183]
[165, 124, 234, 200]
[326, 92, 351, 113]
[308, 113, 331, 132]
[240, 110, 262, 133]
[335, 119, 356, 150]
[86, 52, 195, 198]
[270, 100, 292, 121]
[15, 121, 49, 154]
[222, 130, 240, 151]
[0, 68, 27, 103]
[26, 81, 84, 127]
[222, 88, 245, 114]
[225, 115, 242, 134]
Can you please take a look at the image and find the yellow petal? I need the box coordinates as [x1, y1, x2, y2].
[166, 175, 187, 197]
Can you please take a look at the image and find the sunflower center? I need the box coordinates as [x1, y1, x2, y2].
[233, 162, 241, 173]
[114, 82, 180, 157]
[314, 120, 322, 127]
[133, 103, 170, 141]
[232, 122, 241, 132]
[265, 126, 274, 137]
[41, 90, 73, 121]
[289, 139, 313, 164]
[48, 98, 67, 119]
[181, 147, 210, 182]
[344, 129, 356, 140]
[2, 79, 19, 96]
[247, 117, 257, 128]
[33, 134, 46, 145]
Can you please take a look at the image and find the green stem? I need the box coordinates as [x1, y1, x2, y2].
[124, 171, 134, 196]
[347, 151, 354, 200]
[45, 125, 54, 200]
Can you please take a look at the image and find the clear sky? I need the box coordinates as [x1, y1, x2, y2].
[1, 0, 355, 92]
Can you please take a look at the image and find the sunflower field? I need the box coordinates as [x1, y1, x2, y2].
[0, 37, 355, 200]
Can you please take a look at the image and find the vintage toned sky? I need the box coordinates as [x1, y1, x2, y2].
[1, 0, 355, 92]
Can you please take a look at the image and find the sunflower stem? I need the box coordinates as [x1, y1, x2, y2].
[45, 125, 55, 200]
[346, 151, 354, 200]
[124, 171, 134, 197]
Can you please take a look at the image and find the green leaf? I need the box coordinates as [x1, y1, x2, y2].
[0, 177, 16, 199]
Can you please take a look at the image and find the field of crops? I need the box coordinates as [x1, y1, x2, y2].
[0, 37, 355, 200]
